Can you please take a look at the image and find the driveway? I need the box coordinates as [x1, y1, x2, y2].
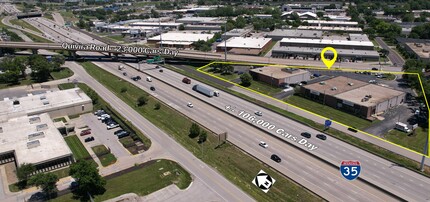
[375, 37, 405, 67]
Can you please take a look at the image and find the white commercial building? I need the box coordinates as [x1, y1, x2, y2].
[216, 37, 272, 55]
[279, 38, 374, 50]
[147, 32, 214, 48]
[176, 17, 226, 25]
[130, 22, 182, 29]
[0, 113, 73, 173]
[298, 26, 363, 33]
[304, 20, 359, 27]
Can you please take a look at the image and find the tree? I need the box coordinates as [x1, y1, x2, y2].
[379, 49, 389, 57]
[317, 11, 324, 18]
[240, 73, 252, 87]
[410, 23, 430, 39]
[402, 13, 415, 22]
[199, 131, 207, 143]
[29, 55, 53, 82]
[137, 95, 148, 106]
[235, 16, 246, 28]
[220, 64, 234, 75]
[52, 55, 65, 71]
[189, 123, 200, 138]
[28, 173, 59, 198]
[0, 57, 22, 84]
[14, 56, 28, 77]
[150, 9, 159, 18]
[69, 160, 106, 200]
[178, 24, 185, 30]
[16, 163, 36, 187]
[154, 102, 161, 110]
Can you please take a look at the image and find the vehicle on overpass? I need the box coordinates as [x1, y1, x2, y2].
[192, 84, 219, 97]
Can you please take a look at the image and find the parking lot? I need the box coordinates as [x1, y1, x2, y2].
[71, 113, 131, 159]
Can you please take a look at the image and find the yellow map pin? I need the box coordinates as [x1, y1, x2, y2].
[321, 47, 338, 69]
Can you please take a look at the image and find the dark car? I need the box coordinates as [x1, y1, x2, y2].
[155, 65, 160, 68]
[117, 131, 130, 138]
[271, 154, 281, 163]
[150, 86, 156, 91]
[159, 69, 163, 72]
[316, 134, 327, 140]
[123, 72, 127, 76]
[301, 132, 311, 138]
[114, 129, 125, 135]
[84, 136, 95, 142]
[371, 67, 378, 71]
[29, 192, 46, 202]
[102, 118, 112, 123]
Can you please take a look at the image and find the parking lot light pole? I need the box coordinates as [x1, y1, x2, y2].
[420, 135, 429, 171]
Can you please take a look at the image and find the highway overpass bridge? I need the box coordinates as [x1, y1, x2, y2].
[0, 41, 395, 70]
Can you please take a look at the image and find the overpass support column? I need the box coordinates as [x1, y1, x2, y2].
[69, 51, 77, 60]
[31, 49, 38, 55]
[108, 52, 111, 57]
[113, 53, 118, 61]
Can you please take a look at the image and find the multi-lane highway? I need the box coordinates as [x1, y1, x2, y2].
[113, 61, 430, 201]
[94, 61, 396, 201]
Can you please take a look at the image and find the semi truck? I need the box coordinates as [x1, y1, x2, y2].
[395, 122, 411, 133]
[192, 84, 219, 97]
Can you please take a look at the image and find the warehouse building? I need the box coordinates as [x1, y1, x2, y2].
[271, 47, 379, 61]
[222, 29, 252, 40]
[0, 113, 73, 173]
[175, 17, 226, 26]
[396, 38, 430, 61]
[279, 38, 374, 50]
[249, 66, 311, 87]
[300, 76, 406, 119]
[129, 22, 182, 30]
[297, 26, 363, 33]
[303, 20, 359, 28]
[0, 88, 93, 121]
[216, 37, 272, 55]
[147, 32, 214, 49]
[266, 29, 323, 40]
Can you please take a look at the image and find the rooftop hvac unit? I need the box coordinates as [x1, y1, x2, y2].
[27, 140, 40, 149]
[40, 95, 46, 100]
[36, 124, 48, 131]
[348, 82, 354, 86]
[42, 100, 49, 105]
[29, 116, 41, 124]
[28, 132, 45, 141]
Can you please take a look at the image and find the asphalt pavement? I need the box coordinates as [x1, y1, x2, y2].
[95, 61, 397, 201]
[120, 61, 430, 201]
[375, 37, 405, 67]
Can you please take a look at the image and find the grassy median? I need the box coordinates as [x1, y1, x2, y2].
[165, 63, 430, 176]
[79, 62, 322, 201]
[9, 19, 42, 34]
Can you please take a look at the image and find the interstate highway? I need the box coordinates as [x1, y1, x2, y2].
[122, 62, 430, 201]
[94, 61, 396, 201]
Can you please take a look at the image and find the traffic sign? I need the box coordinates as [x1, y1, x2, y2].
[325, 119, 332, 127]
[340, 160, 361, 180]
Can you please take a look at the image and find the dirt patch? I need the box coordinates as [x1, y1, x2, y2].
[4, 162, 18, 184]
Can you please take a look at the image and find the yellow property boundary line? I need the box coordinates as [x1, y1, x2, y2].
[196, 61, 430, 157]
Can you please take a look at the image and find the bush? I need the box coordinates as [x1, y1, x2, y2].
[137, 95, 148, 106]
[189, 123, 200, 138]
[154, 102, 161, 110]
[199, 131, 207, 143]
[121, 87, 127, 93]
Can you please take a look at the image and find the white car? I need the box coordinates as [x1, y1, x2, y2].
[107, 123, 119, 130]
[97, 114, 109, 120]
[255, 111, 262, 116]
[259, 141, 268, 148]
[187, 103, 194, 108]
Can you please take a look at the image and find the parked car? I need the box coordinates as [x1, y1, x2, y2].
[259, 141, 268, 148]
[271, 154, 281, 163]
[187, 102, 194, 108]
[316, 134, 327, 140]
[182, 77, 191, 84]
[255, 111, 262, 116]
[97, 114, 109, 120]
[94, 109, 105, 116]
[116, 131, 130, 138]
[301, 132, 311, 138]
[114, 129, 125, 135]
[80, 129, 91, 136]
[150, 86, 156, 91]
[100, 115, 111, 121]
[107, 123, 120, 130]
[123, 72, 127, 76]
[84, 136, 95, 142]
[28, 192, 46, 202]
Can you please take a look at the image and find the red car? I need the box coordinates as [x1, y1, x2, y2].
[80, 129, 91, 136]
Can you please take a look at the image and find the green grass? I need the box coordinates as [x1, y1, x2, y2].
[385, 127, 428, 154]
[50, 67, 74, 80]
[259, 41, 277, 56]
[80, 62, 321, 201]
[24, 32, 53, 43]
[44, 13, 54, 21]
[58, 83, 152, 149]
[9, 167, 71, 192]
[285, 95, 373, 129]
[98, 153, 117, 167]
[382, 73, 396, 80]
[0, 76, 34, 89]
[64, 135, 91, 160]
[51, 159, 192, 202]
[68, 114, 80, 119]
[91, 145, 110, 156]
[9, 19, 42, 34]
[59, 11, 78, 23]
[164, 63, 430, 177]
[105, 35, 124, 42]
[53, 117, 67, 122]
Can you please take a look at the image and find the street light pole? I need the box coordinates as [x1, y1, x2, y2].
[420, 133, 429, 171]
[224, 21, 227, 62]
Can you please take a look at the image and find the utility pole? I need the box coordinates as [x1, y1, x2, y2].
[420, 134, 429, 171]
[224, 21, 227, 62]
[159, 17, 162, 49]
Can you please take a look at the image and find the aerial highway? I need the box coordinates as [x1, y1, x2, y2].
[118, 61, 430, 201]
[94, 61, 396, 201]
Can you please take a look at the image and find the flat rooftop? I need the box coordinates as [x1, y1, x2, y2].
[217, 37, 272, 49]
[176, 17, 225, 24]
[349, 34, 370, 42]
[298, 26, 363, 32]
[250, 66, 309, 79]
[280, 38, 373, 47]
[267, 29, 322, 39]
[129, 22, 182, 27]
[272, 47, 379, 57]
[148, 32, 214, 42]
[0, 88, 92, 121]
[304, 20, 358, 26]
[0, 113, 72, 165]
[335, 84, 405, 107]
[405, 42, 430, 59]
[303, 76, 368, 95]
[225, 29, 251, 36]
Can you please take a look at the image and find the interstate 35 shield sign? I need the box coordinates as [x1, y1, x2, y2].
[340, 160, 361, 180]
